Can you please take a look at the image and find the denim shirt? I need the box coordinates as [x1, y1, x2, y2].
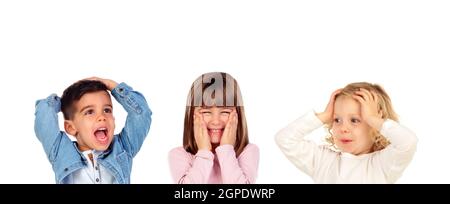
[34, 82, 152, 184]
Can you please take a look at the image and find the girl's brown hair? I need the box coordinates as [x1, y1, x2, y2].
[183, 72, 249, 156]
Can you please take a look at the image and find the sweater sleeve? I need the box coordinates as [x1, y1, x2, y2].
[274, 110, 326, 176]
[215, 144, 259, 184]
[168, 147, 214, 184]
[377, 119, 418, 183]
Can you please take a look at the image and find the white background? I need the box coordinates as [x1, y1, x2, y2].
[0, 0, 449, 184]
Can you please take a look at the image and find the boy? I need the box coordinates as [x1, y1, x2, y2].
[34, 77, 152, 184]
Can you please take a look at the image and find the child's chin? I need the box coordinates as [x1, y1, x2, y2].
[93, 143, 111, 151]
[210, 136, 221, 144]
[94, 147, 109, 152]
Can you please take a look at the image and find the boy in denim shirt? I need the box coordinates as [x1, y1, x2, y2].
[34, 77, 152, 184]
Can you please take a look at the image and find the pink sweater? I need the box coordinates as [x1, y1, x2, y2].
[168, 144, 259, 184]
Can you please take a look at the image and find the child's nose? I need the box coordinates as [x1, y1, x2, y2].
[210, 114, 220, 125]
[97, 114, 107, 121]
[340, 128, 350, 134]
[340, 123, 350, 134]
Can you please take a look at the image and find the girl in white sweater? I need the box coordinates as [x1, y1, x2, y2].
[275, 82, 417, 183]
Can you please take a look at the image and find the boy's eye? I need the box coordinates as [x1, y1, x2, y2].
[84, 109, 94, 115]
[351, 118, 360, 123]
[221, 111, 231, 115]
[333, 118, 341, 123]
[104, 108, 112, 113]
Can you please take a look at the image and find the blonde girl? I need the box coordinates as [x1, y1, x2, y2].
[276, 82, 417, 183]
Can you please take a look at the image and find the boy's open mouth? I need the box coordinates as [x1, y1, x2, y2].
[94, 127, 109, 144]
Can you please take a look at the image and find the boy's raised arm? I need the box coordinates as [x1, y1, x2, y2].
[110, 81, 152, 157]
[34, 94, 65, 161]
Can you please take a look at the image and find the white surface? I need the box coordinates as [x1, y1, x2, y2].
[0, 0, 449, 183]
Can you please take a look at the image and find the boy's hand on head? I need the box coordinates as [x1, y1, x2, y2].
[85, 77, 118, 91]
[194, 110, 212, 151]
[316, 89, 342, 124]
[220, 110, 238, 146]
[353, 88, 384, 131]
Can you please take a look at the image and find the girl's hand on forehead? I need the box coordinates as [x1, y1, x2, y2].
[316, 88, 342, 124]
[220, 109, 238, 146]
[353, 88, 384, 130]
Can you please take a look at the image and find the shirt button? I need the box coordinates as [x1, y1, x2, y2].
[95, 166, 98, 170]
[96, 178, 99, 182]
[64, 168, 69, 172]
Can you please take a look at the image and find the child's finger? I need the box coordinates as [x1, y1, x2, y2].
[223, 114, 233, 138]
[223, 124, 231, 140]
[230, 111, 238, 131]
[194, 112, 204, 137]
[233, 111, 238, 126]
[332, 88, 343, 97]
[84, 76, 99, 80]
[363, 89, 374, 101]
[371, 91, 382, 117]
[352, 94, 365, 104]
[354, 90, 369, 101]
[194, 107, 201, 115]
[195, 111, 201, 118]
[325, 89, 341, 113]
[229, 110, 237, 126]
[330, 89, 342, 103]
[196, 111, 205, 122]
[201, 120, 209, 139]
[371, 91, 379, 104]
[193, 112, 201, 126]
[231, 112, 238, 135]
[193, 115, 201, 138]
[360, 88, 374, 101]
[228, 113, 236, 133]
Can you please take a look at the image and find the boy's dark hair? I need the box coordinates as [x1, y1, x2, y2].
[61, 80, 109, 120]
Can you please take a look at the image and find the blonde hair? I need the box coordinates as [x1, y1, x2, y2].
[325, 82, 398, 152]
[183, 72, 249, 156]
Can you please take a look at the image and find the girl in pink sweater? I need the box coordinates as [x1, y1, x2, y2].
[169, 72, 259, 184]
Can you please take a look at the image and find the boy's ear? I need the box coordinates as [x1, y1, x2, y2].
[64, 120, 78, 136]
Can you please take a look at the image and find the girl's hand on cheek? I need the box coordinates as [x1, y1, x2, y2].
[194, 110, 212, 151]
[220, 110, 238, 146]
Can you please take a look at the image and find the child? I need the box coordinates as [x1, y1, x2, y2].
[169, 72, 259, 184]
[275, 82, 418, 183]
[34, 77, 152, 184]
